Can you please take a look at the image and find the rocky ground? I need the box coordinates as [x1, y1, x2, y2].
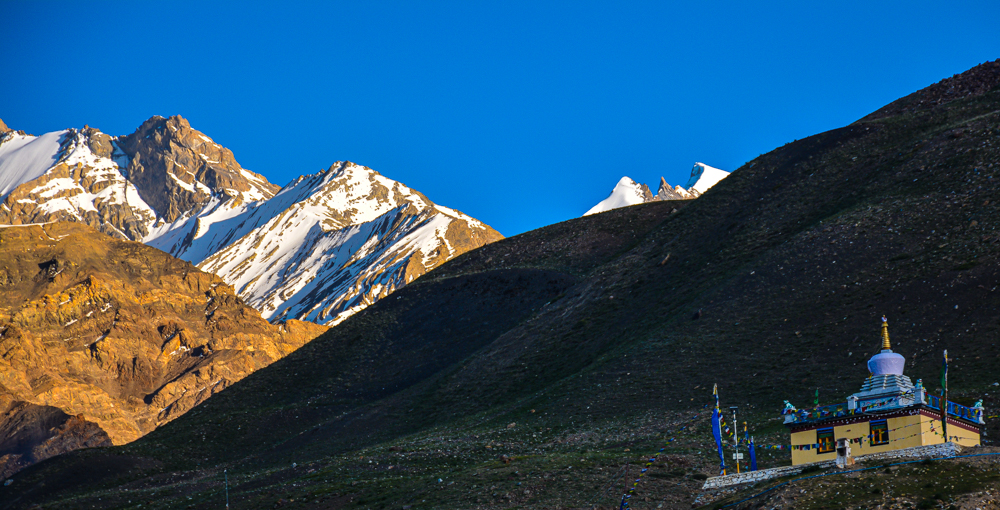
[711, 448, 1000, 510]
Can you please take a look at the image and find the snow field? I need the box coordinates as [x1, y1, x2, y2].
[0, 130, 67, 198]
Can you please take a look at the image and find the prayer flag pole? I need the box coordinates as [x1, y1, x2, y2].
[941, 349, 949, 443]
[712, 384, 726, 476]
[731, 406, 740, 474]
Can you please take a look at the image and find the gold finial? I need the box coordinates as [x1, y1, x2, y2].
[881, 316, 891, 350]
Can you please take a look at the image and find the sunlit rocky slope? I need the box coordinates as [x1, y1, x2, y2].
[0, 222, 326, 478]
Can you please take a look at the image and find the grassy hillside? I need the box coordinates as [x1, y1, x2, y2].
[3, 60, 1000, 510]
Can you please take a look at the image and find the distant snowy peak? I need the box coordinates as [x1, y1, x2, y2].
[583, 177, 653, 216]
[583, 162, 730, 216]
[684, 162, 729, 196]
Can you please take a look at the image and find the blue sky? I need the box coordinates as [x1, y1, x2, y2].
[2, 1, 998, 236]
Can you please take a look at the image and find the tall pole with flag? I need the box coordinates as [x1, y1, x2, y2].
[731, 407, 740, 474]
[743, 421, 756, 472]
[941, 349, 949, 443]
[711, 384, 726, 476]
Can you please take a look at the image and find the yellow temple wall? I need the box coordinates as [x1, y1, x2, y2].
[789, 413, 979, 466]
[921, 414, 981, 447]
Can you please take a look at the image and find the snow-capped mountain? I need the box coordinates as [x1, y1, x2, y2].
[188, 161, 500, 325]
[583, 177, 653, 216]
[583, 162, 730, 216]
[0, 116, 502, 325]
[0, 117, 277, 241]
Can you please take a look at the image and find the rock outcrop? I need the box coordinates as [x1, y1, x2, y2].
[0, 222, 327, 477]
[0, 390, 112, 479]
[653, 176, 692, 200]
[115, 115, 279, 223]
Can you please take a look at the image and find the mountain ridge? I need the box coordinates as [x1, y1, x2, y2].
[0, 116, 502, 325]
[584, 162, 730, 216]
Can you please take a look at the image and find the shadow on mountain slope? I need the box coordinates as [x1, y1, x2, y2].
[3, 60, 1000, 510]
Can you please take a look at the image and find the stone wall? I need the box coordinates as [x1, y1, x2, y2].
[702, 442, 964, 489]
[701, 464, 820, 489]
[853, 441, 961, 463]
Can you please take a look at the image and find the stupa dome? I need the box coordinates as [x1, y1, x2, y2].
[867, 317, 905, 375]
[868, 350, 906, 375]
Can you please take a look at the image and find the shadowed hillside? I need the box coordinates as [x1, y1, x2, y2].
[3, 60, 1000, 510]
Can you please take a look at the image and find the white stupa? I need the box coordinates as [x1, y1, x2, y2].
[848, 317, 919, 411]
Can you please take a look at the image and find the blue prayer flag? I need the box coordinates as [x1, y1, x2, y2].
[712, 406, 726, 475]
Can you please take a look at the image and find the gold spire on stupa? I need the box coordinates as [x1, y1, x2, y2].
[881, 316, 891, 350]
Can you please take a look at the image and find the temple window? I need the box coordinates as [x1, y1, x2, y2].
[817, 428, 835, 453]
[870, 420, 889, 445]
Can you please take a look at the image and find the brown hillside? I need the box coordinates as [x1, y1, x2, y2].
[0, 222, 325, 477]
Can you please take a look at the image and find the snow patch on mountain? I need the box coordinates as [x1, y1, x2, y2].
[0, 130, 67, 199]
[685, 162, 729, 195]
[583, 177, 651, 216]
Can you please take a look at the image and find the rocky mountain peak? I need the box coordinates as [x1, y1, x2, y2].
[327, 160, 365, 174]
[318, 160, 376, 185]
[0, 117, 504, 330]
[583, 177, 654, 216]
[0, 118, 10, 134]
[117, 115, 279, 222]
[585, 163, 729, 215]
[193, 158, 502, 325]
[78, 125, 116, 160]
[654, 176, 690, 201]
[683, 162, 730, 196]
